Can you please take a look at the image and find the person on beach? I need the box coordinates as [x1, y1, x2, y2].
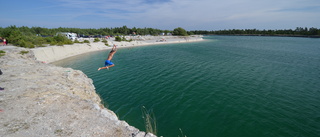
[98, 44, 117, 71]
[0, 69, 4, 90]
[3, 38, 6, 45]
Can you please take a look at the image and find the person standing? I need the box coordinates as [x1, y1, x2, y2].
[0, 69, 4, 90]
[3, 38, 6, 46]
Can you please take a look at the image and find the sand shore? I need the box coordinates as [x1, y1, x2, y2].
[0, 35, 203, 136]
[31, 35, 203, 63]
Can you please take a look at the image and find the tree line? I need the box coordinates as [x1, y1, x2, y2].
[0, 26, 189, 48]
[189, 27, 320, 37]
[1, 25, 319, 48]
[0, 25, 172, 37]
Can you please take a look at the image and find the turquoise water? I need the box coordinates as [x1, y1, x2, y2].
[53, 36, 320, 137]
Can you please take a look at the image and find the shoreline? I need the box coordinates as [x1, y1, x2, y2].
[0, 35, 203, 137]
[31, 35, 204, 63]
[207, 34, 320, 38]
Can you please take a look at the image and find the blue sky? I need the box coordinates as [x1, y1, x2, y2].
[1, 0, 319, 30]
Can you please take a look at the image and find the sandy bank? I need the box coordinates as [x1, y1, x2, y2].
[31, 35, 203, 63]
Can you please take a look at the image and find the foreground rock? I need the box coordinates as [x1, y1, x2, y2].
[0, 48, 156, 137]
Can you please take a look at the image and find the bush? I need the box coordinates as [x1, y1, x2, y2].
[102, 39, 109, 46]
[102, 39, 108, 43]
[32, 36, 47, 47]
[121, 36, 127, 41]
[17, 39, 35, 48]
[115, 36, 122, 41]
[53, 35, 73, 45]
[94, 38, 100, 42]
[19, 50, 29, 55]
[57, 42, 65, 46]
[173, 27, 188, 36]
[83, 40, 90, 43]
[0, 50, 5, 57]
[74, 39, 82, 43]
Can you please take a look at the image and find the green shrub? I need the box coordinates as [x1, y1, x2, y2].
[45, 37, 53, 43]
[121, 36, 127, 41]
[102, 39, 109, 46]
[0, 50, 5, 57]
[32, 36, 46, 47]
[94, 38, 100, 42]
[102, 39, 108, 43]
[18, 39, 35, 48]
[74, 39, 82, 43]
[57, 42, 64, 46]
[83, 40, 90, 43]
[19, 50, 29, 55]
[53, 35, 73, 45]
[50, 41, 57, 46]
[173, 27, 189, 36]
[115, 36, 121, 41]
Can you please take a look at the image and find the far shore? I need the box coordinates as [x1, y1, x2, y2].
[207, 34, 320, 38]
[30, 35, 204, 63]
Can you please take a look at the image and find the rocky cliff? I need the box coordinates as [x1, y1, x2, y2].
[0, 48, 155, 137]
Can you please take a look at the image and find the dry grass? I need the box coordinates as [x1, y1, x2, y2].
[141, 106, 157, 136]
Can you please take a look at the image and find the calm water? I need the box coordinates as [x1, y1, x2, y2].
[53, 36, 320, 137]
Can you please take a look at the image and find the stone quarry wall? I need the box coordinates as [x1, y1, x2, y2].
[0, 48, 155, 137]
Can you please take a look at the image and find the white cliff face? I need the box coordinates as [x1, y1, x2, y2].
[0, 48, 156, 137]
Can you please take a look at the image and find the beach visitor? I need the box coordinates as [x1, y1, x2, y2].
[0, 69, 3, 112]
[3, 38, 6, 45]
[0, 69, 4, 91]
[98, 44, 117, 71]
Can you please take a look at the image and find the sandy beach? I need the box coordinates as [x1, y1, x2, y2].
[31, 35, 203, 63]
[0, 35, 203, 137]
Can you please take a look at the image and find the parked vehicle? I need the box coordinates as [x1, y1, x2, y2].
[56, 32, 78, 40]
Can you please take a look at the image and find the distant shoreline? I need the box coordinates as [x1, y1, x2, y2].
[205, 34, 320, 38]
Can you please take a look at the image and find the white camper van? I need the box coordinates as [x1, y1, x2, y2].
[56, 32, 78, 40]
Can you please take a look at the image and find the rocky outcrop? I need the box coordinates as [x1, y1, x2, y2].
[0, 48, 156, 137]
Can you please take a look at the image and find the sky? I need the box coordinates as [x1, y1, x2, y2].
[1, 0, 320, 30]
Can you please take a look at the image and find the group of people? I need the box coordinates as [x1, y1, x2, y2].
[0, 37, 7, 46]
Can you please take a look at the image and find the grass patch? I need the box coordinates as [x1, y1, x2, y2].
[141, 106, 157, 136]
[73, 39, 82, 43]
[102, 39, 109, 46]
[0, 50, 6, 57]
[19, 50, 29, 55]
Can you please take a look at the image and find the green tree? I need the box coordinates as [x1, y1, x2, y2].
[173, 27, 188, 36]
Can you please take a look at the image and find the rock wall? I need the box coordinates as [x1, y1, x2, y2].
[0, 48, 155, 137]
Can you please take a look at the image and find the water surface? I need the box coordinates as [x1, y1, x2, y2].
[54, 36, 320, 137]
